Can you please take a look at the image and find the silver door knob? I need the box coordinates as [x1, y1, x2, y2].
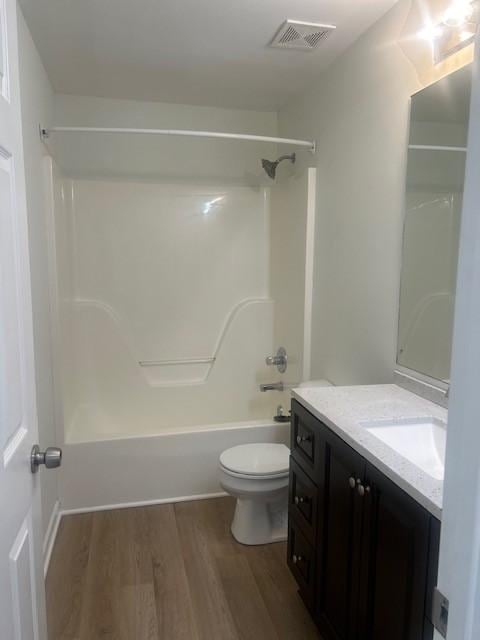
[292, 554, 303, 564]
[31, 445, 62, 474]
[349, 476, 356, 489]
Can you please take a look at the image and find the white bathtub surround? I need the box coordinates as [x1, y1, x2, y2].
[59, 420, 289, 512]
[50, 175, 279, 440]
[292, 384, 447, 519]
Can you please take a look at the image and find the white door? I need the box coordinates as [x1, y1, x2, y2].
[0, 0, 48, 637]
[433, 27, 480, 640]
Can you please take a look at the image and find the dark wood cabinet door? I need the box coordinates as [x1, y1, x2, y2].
[359, 464, 432, 640]
[316, 432, 366, 640]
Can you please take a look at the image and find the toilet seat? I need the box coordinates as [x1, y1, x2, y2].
[220, 443, 290, 477]
[219, 465, 289, 481]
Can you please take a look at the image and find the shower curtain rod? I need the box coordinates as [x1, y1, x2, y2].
[40, 125, 316, 152]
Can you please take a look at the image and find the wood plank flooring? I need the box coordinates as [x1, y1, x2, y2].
[46, 497, 321, 640]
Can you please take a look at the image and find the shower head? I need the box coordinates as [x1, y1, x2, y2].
[261, 153, 296, 180]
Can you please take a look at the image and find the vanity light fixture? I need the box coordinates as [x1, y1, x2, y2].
[443, 0, 475, 26]
[418, 0, 477, 63]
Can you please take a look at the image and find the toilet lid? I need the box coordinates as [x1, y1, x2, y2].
[220, 443, 290, 476]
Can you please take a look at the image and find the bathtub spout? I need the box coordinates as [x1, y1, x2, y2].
[259, 382, 284, 392]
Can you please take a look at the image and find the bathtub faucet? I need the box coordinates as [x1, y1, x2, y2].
[260, 381, 284, 392]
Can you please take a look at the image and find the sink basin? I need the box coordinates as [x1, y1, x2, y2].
[359, 417, 446, 481]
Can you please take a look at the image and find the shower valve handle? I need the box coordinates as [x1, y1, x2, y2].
[265, 347, 287, 373]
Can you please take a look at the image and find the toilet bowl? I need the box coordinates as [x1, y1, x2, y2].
[219, 443, 290, 545]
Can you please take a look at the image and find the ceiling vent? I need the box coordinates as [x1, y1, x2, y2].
[270, 20, 336, 51]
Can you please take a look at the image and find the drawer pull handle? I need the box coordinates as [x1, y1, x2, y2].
[294, 495, 309, 505]
[296, 434, 311, 445]
[292, 554, 304, 565]
[349, 476, 356, 489]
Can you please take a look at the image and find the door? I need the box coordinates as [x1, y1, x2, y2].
[359, 464, 432, 640]
[434, 26, 480, 640]
[316, 431, 365, 640]
[0, 0, 47, 637]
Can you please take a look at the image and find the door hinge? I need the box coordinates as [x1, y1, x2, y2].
[432, 587, 449, 638]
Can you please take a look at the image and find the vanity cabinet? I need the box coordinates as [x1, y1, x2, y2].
[288, 399, 440, 640]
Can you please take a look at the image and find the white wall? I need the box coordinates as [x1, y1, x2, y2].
[50, 94, 278, 182]
[278, 0, 471, 385]
[17, 10, 58, 548]
[270, 167, 317, 402]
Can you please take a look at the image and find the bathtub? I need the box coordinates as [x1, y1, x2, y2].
[59, 419, 290, 513]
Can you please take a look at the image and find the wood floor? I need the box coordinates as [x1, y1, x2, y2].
[46, 497, 321, 640]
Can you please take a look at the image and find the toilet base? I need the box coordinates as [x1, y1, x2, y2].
[230, 496, 288, 545]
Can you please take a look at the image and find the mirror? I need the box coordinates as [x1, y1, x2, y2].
[397, 65, 472, 382]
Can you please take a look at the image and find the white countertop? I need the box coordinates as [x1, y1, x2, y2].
[292, 384, 446, 520]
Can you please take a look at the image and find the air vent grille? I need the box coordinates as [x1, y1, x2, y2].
[270, 20, 336, 51]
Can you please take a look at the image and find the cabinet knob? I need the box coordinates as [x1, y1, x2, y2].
[296, 434, 311, 445]
[292, 554, 303, 565]
[349, 476, 356, 489]
[294, 495, 308, 505]
[357, 484, 371, 497]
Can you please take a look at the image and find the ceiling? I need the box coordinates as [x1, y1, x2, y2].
[19, 0, 398, 111]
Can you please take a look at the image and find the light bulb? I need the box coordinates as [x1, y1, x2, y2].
[418, 24, 444, 41]
[443, 0, 474, 27]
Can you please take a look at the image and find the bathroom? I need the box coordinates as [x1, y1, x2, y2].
[1, 0, 479, 638]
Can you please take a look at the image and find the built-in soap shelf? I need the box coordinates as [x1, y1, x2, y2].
[139, 357, 216, 367]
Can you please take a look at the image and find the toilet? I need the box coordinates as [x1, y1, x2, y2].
[219, 442, 290, 545]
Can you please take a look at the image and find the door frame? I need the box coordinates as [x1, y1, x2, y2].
[434, 25, 480, 639]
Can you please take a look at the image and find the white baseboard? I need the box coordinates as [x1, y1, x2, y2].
[60, 491, 228, 516]
[43, 500, 61, 578]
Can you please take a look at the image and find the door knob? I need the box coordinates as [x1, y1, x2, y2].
[31, 445, 62, 473]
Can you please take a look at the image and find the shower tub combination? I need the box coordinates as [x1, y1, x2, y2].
[43, 123, 317, 513]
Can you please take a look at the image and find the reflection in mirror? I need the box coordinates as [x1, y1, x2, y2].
[397, 65, 471, 382]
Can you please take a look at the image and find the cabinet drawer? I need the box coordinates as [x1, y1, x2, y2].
[291, 400, 324, 481]
[289, 457, 318, 542]
[287, 519, 316, 608]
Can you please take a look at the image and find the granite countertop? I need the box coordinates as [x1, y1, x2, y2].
[291, 384, 446, 520]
